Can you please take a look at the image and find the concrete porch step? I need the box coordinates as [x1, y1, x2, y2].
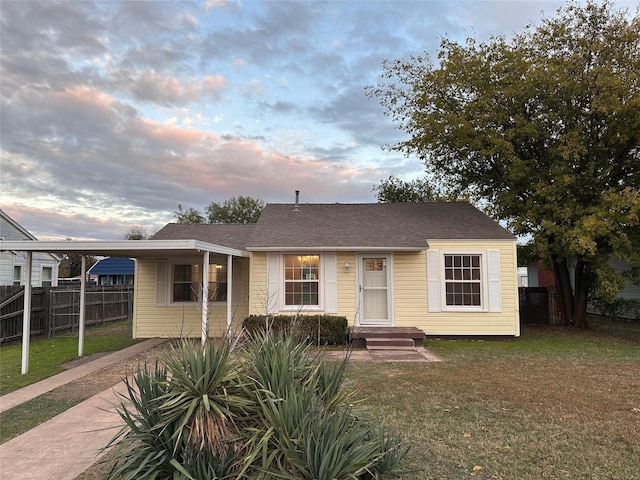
[365, 337, 416, 350]
[349, 327, 426, 349]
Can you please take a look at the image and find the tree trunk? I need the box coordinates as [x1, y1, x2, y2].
[573, 260, 591, 328]
[552, 257, 574, 325]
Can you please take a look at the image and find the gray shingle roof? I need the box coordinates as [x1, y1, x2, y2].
[151, 223, 255, 251]
[246, 202, 514, 250]
[151, 203, 514, 252]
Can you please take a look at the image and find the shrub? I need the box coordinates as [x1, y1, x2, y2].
[242, 314, 348, 345]
[105, 332, 407, 480]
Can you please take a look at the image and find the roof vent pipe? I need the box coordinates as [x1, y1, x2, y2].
[294, 190, 300, 211]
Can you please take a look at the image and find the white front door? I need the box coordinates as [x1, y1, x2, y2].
[358, 255, 392, 326]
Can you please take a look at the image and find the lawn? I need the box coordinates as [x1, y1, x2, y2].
[76, 324, 640, 480]
[0, 320, 140, 395]
[345, 325, 640, 480]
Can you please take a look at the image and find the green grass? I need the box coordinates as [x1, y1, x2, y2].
[345, 325, 640, 480]
[0, 395, 83, 444]
[0, 320, 139, 395]
[40, 324, 640, 480]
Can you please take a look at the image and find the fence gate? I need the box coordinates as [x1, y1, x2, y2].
[519, 287, 550, 325]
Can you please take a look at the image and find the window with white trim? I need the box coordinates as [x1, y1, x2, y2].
[444, 254, 482, 307]
[427, 249, 502, 313]
[13, 265, 22, 286]
[284, 254, 319, 306]
[42, 267, 53, 287]
[171, 260, 228, 303]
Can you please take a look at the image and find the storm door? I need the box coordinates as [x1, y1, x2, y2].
[358, 255, 392, 325]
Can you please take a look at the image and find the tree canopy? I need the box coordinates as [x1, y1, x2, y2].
[373, 175, 439, 203]
[122, 225, 151, 240]
[368, 1, 640, 327]
[174, 196, 265, 224]
[373, 175, 467, 203]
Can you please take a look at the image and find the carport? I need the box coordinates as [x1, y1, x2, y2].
[0, 239, 249, 374]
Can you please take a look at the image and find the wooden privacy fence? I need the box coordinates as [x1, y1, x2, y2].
[0, 285, 133, 343]
[519, 287, 553, 325]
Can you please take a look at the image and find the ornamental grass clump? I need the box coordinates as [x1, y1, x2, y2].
[106, 332, 408, 480]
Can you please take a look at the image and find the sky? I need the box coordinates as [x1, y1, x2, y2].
[1, 0, 633, 240]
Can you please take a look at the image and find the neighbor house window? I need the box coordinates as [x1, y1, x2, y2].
[42, 267, 53, 287]
[172, 261, 228, 303]
[284, 255, 319, 306]
[444, 254, 482, 307]
[13, 266, 22, 286]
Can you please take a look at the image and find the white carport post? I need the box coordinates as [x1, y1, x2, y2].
[21, 252, 33, 374]
[201, 251, 210, 345]
[226, 254, 233, 337]
[78, 255, 86, 357]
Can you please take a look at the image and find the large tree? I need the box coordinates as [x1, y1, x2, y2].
[174, 196, 265, 224]
[373, 175, 467, 203]
[368, 1, 640, 327]
[205, 195, 265, 224]
[373, 175, 439, 202]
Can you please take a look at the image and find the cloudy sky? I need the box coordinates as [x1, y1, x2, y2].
[1, 0, 627, 240]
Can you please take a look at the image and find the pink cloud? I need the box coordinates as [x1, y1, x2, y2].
[127, 70, 228, 105]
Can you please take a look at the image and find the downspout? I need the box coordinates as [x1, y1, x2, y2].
[21, 251, 33, 374]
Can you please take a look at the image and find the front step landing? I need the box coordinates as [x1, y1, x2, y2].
[349, 327, 426, 349]
[365, 337, 416, 350]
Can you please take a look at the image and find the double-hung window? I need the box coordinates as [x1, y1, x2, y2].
[173, 264, 199, 302]
[427, 249, 501, 313]
[171, 260, 228, 303]
[444, 254, 482, 307]
[13, 266, 22, 286]
[284, 254, 319, 306]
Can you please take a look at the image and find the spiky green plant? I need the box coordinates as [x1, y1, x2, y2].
[157, 339, 252, 455]
[238, 331, 407, 479]
[105, 360, 178, 479]
[105, 332, 408, 479]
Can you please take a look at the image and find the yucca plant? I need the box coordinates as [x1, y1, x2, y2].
[105, 360, 179, 479]
[236, 331, 407, 479]
[106, 340, 252, 479]
[157, 339, 252, 455]
[105, 332, 408, 479]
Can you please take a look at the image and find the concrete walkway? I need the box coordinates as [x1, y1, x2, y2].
[0, 338, 166, 480]
[0, 339, 440, 480]
[0, 338, 166, 414]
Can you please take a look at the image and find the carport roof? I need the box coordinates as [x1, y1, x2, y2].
[0, 239, 249, 258]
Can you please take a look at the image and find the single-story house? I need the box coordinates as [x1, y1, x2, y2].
[0, 200, 519, 373]
[88, 257, 135, 285]
[0, 210, 60, 287]
[135, 201, 519, 339]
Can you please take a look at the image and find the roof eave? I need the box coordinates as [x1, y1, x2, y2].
[0, 240, 250, 258]
[246, 245, 426, 252]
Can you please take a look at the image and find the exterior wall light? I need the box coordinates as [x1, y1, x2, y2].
[343, 261, 350, 273]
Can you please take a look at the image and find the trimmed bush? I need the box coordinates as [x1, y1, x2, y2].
[242, 314, 348, 345]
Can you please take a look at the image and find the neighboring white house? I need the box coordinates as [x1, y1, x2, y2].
[0, 210, 60, 287]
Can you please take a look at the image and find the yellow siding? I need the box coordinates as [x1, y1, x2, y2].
[392, 251, 428, 328]
[249, 252, 268, 314]
[133, 257, 250, 339]
[336, 252, 357, 324]
[247, 242, 519, 337]
[423, 240, 519, 336]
